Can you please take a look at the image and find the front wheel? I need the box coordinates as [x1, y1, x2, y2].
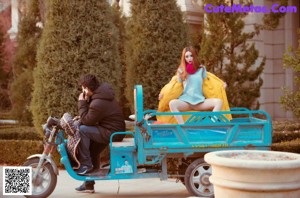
[23, 158, 57, 198]
[185, 158, 214, 197]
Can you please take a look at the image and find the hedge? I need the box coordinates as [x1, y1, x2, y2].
[272, 121, 300, 131]
[0, 140, 62, 166]
[272, 131, 300, 143]
[0, 125, 41, 141]
[271, 138, 300, 154]
[0, 131, 42, 140]
[0, 140, 43, 164]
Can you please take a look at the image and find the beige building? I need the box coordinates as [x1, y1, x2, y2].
[253, 0, 299, 120]
[118, 0, 300, 120]
[5, 0, 300, 120]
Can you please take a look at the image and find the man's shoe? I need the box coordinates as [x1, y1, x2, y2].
[76, 165, 93, 175]
[75, 181, 95, 193]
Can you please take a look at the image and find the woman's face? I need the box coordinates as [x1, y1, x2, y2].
[185, 51, 193, 64]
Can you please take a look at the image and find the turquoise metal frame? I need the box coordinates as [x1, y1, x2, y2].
[133, 85, 272, 165]
[55, 84, 273, 182]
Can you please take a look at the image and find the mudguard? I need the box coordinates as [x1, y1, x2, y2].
[27, 154, 59, 175]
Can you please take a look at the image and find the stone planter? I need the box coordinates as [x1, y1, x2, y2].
[204, 150, 300, 198]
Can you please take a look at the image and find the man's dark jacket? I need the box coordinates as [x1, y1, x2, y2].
[78, 82, 125, 143]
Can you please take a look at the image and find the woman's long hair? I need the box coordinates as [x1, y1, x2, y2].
[177, 46, 202, 80]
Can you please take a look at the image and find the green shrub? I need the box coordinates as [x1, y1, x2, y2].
[10, 0, 42, 125]
[0, 139, 63, 167]
[0, 123, 18, 128]
[272, 120, 300, 131]
[125, 0, 188, 111]
[0, 23, 11, 111]
[0, 111, 11, 119]
[272, 121, 300, 144]
[280, 29, 300, 119]
[0, 126, 41, 140]
[31, 0, 122, 136]
[199, 0, 264, 110]
[0, 131, 41, 140]
[0, 140, 43, 164]
[271, 138, 300, 154]
[272, 131, 300, 143]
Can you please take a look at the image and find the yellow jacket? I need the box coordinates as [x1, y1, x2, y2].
[157, 72, 232, 123]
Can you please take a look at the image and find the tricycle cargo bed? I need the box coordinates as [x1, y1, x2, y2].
[134, 85, 273, 155]
[145, 117, 271, 149]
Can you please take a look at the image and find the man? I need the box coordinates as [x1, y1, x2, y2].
[75, 74, 125, 193]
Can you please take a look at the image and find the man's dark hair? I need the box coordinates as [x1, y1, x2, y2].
[79, 74, 100, 91]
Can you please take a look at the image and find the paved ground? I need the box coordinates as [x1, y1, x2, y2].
[1, 166, 198, 198]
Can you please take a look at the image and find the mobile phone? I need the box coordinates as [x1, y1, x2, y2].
[83, 90, 86, 99]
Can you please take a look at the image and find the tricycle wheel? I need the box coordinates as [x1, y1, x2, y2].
[23, 158, 57, 198]
[185, 158, 214, 197]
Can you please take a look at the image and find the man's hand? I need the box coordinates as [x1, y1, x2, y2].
[73, 115, 80, 120]
[78, 92, 85, 101]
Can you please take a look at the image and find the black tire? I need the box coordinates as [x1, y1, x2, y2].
[185, 158, 214, 197]
[23, 158, 57, 198]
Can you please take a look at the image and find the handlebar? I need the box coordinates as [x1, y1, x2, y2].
[46, 116, 62, 128]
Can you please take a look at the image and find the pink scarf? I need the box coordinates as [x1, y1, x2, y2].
[186, 63, 197, 74]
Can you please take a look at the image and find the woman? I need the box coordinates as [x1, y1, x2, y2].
[168, 46, 223, 124]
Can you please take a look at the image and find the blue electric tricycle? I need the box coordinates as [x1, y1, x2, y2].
[23, 85, 273, 197]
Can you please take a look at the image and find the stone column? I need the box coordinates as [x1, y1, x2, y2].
[7, 0, 19, 40]
[283, 0, 299, 120]
[258, 0, 300, 120]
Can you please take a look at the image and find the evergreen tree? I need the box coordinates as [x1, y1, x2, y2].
[0, 26, 5, 80]
[281, 29, 300, 119]
[111, 4, 131, 118]
[125, 0, 188, 110]
[10, 0, 42, 124]
[263, 0, 288, 30]
[31, 0, 122, 133]
[199, 0, 264, 109]
[0, 25, 6, 109]
[0, 24, 11, 110]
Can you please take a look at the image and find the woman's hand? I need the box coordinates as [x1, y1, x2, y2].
[223, 82, 227, 88]
[159, 93, 163, 100]
[178, 68, 184, 79]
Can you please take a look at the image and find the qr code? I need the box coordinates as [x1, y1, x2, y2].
[3, 166, 32, 195]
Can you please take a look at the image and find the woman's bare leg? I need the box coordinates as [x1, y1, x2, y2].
[192, 98, 223, 111]
[169, 98, 222, 124]
[169, 99, 191, 124]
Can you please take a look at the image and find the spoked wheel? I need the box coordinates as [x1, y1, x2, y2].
[23, 158, 57, 198]
[185, 158, 214, 197]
